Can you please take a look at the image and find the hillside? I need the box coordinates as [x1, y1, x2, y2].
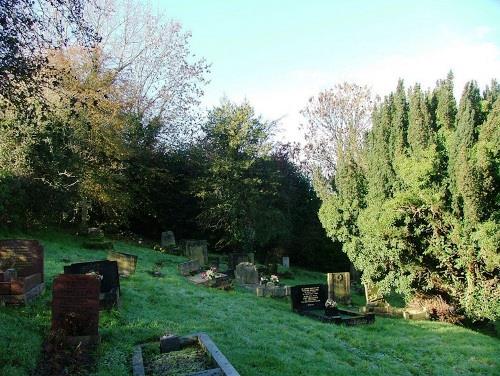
[0, 231, 499, 376]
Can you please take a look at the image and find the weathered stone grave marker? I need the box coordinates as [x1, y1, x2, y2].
[234, 262, 259, 285]
[161, 231, 176, 248]
[227, 252, 254, 271]
[83, 227, 113, 250]
[51, 274, 100, 345]
[282, 256, 290, 269]
[64, 260, 120, 308]
[328, 272, 351, 304]
[0, 239, 45, 305]
[107, 250, 138, 276]
[178, 260, 201, 276]
[181, 240, 208, 267]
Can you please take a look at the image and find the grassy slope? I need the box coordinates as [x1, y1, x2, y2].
[0, 230, 499, 376]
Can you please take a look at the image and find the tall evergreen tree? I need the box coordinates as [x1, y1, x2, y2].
[408, 84, 432, 153]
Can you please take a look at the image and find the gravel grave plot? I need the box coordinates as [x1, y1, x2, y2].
[142, 343, 214, 376]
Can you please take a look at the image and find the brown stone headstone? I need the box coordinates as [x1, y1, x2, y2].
[0, 240, 44, 282]
[51, 274, 100, 337]
[107, 251, 138, 276]
[328, 272, 351, 304]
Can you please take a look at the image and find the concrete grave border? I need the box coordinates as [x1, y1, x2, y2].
[133, 332, 240, 376]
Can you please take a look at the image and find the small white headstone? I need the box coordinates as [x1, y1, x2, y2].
[282, 256, 290, 268]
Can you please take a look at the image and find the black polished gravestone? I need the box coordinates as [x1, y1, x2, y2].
[290, 283, 375, 326]
[64, 260, 120, 309]
[291, 284, 328, 312]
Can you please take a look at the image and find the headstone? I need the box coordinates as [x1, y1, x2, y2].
[291, 284, 327, 312]
[64, 260, 120, 308]
[282, 256, 290, 269]
[228, 253, 254, 270]
[0, 239, 44, 282]
[51, 274, 100, 341]
[160, 334, 181, 353]
[107, 251, 138, 276]
[364, 282, 385, 305]
[178, 260, 201, 276]
[83, 228, 113, 249]
[328, 272, 351, 304]
[161, 231, 176, 248]
[183, 240, 208, 267]
[234, 262, 259, 285]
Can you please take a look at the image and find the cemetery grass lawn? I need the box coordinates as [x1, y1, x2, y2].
[0, 230, 499, 376]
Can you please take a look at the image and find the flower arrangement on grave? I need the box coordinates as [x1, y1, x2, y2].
[260, 274, 280, 286]
[201, 266, 218, 281]
[324, 298, 338, 316]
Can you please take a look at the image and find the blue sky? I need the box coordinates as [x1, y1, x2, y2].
[155, 0, 500, 142]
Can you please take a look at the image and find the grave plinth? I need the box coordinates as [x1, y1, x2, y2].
[64, 260, 120, 309]
[51, 274, 100, 345]
[0, 239, 45, 305]
[291, 283, 375, 326]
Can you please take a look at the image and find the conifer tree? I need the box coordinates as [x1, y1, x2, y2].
[408, 84, 432, 153]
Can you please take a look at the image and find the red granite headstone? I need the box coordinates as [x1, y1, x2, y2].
[0, 240, 44, 282]
[51, 274, 100, 336]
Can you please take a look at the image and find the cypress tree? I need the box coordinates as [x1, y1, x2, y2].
[408, 84, 432, 153]
[450, 81, 482, 221]
[389, 79, 408, 158]
[435, 71, 457, 132]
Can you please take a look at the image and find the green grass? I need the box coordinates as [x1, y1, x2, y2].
[0, 230, 499, 376]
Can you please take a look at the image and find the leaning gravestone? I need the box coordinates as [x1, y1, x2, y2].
[161, 231, 176, 248]
[107, 250, 138, 276]
[51, 274, 100, 345]
[234, 262, 259, 285]
[328, 272, 351, 304]
[0, 239, 45, 305]
[64, 260, 120, 308]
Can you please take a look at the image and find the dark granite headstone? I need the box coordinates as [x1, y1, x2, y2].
[0, 239, 44, 281]
[291, 284, 327, 312]
[51, 274, 100, 337]
[64, 260, 119, 294]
